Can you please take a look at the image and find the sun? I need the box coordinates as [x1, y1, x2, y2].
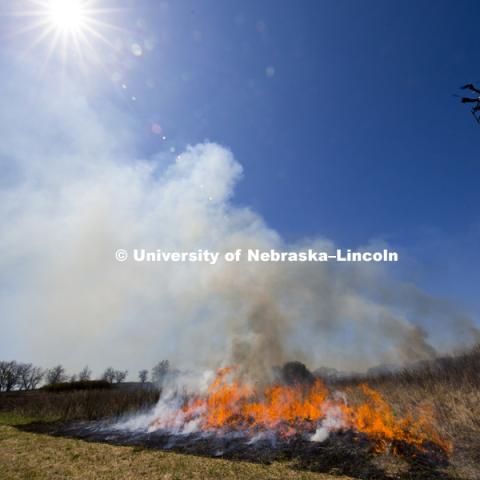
[9, 0, 120, 69]
[46, 0, 88, 33]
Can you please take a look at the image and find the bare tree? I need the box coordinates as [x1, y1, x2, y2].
[102, 367, 116, 383]
[16, 363, 32, 390]
[69, 374, 78, 383]
[151, 360, 169, 385]
[25, 366, 44, 390]
[17, 363, 43, 390]
[78, 365, 92, 381]
[113, 369, 128, 383]
[138, 369, 148, 383]
[0, 361, 20, 391]
[46, 365, 67, 385]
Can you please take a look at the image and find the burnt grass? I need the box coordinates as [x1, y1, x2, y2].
[18, 419, 453, 480]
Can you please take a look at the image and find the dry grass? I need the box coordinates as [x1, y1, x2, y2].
[1, 347, 479, 479]
[0, 417, 348, 480]
[0, 387, 159, 421]
[328, 345, 480, 480]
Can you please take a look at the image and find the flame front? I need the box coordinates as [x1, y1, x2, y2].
[149, 367, 449, 454]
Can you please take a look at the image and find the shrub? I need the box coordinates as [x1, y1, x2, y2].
[41, 380, 112, 392]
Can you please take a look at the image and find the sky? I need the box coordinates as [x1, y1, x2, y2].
[0, 0, 478, 377]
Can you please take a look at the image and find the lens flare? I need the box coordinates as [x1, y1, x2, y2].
[8, 1, 120, 71]
[46, 0, 87, 32]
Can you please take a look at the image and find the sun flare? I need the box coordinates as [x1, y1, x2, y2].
[46, 0, 87, 33]
[11, 0, 119, 69]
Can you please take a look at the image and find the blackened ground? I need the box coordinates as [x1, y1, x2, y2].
[18, 421, 454, 480]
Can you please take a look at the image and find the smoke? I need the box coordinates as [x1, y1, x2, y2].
[0, 61, 477, 380]
[310, 403, 347, 443]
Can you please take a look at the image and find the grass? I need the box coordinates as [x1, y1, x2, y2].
[0, 392, 348, 480]
[0, 416, 348, 480]
[0, 387, 159, 421]
[327, 345, 480, 480]
[1, 347, 479, 479]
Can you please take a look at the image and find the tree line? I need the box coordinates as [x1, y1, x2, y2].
[0, 359, 170, 392]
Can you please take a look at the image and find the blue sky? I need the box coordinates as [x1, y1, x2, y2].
[0, 0, 478, 372]
[100, 0, 480, 246]
[100, 0, 479, 310]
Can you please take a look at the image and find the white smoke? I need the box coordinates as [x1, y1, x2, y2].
[311, 393, 349, 442]
[0, 59, 476, 379]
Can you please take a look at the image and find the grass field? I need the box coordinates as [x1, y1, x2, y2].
[0, 413, 348, 480]
[1, 347, 479, 479]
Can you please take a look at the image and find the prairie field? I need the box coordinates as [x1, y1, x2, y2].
[0, 413, 345, 480]
[0, 347, 479, 480]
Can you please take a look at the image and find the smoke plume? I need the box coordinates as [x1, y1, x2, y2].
[0, 62, 476, 380]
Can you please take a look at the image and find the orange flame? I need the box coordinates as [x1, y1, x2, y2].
[150, 367, 450, 454]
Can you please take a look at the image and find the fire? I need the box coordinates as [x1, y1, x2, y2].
[149, 367, 450, 454]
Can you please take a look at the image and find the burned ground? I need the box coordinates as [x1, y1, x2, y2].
[17, 419, 454, 480]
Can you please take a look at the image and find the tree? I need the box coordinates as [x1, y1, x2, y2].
[78, 365, 92, 381]
[17, 363, 44, 390]
[46, 365, 67, 385]
[17, 363, 33, 390]
[113, 370, 128, 384]
[151, 360, 169, 385]
[0, 361, 20, 391]
[25, 365, 44, 390]
[102, 367, 116, 383]
[138, 369, 148, 383]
